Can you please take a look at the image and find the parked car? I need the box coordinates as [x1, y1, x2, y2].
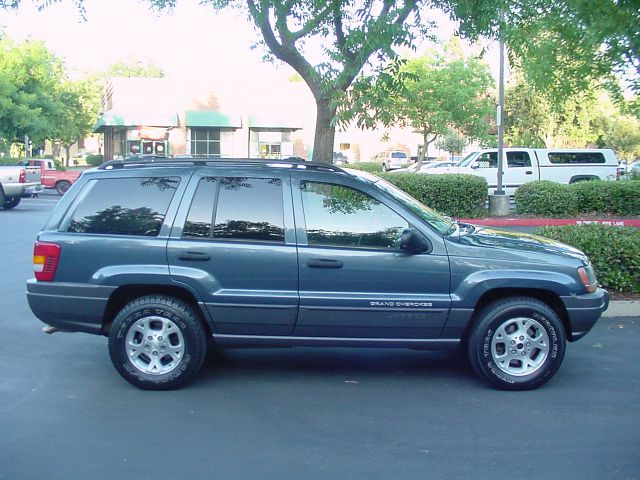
[421, 148, 620, 195]
[27, 157, 609, 391]
[16, 159, 82, 195]
[391, 160, 460, 174]
[332, 152, 349, 164]
[0, 163, 43, 209]
[372, 150, 411, 171]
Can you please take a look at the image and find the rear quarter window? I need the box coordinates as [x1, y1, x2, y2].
[62, 176, 180, 236]
[548, 152, 606, 164]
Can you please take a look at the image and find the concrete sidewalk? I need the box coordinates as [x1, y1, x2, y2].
[604, 301, 639, 318]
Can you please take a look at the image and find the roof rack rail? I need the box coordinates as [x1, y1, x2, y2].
[98, 156, 343, 172]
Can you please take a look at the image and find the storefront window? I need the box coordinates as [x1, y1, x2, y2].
[190, 128, 221, 158]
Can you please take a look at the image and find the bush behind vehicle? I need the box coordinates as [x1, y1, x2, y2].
[515, 180, 640, 217]
[534, 224, 640, 293]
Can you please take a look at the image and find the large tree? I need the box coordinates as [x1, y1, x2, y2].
[0, 36, 68, 155]
[353, 51, 494, 166]
[442, 0, 640, 112]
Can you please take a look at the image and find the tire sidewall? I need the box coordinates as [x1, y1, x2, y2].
[109, 300, 204, 390]
[472, 301, 566, 390]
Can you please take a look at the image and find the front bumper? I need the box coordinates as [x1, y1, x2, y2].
[26, 279, 116, 335]
[561, 288, 610, 341]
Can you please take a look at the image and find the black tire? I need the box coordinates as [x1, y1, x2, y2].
[467, 296, 566, 391]
[108, 295, 208, 390]
[56, 180, 71, 195]
[382, 163, 389, 172]
[0, 188, 5, 208]
[3, 197, 21, 209]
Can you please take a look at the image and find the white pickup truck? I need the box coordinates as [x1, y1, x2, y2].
[0, 163, 43, 210]
[422, 148, 621, 196]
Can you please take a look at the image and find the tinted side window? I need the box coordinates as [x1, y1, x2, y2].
[65, 177, 179, 236]
[507, 151, 532, 168]
[548, 152, 605, 164]
[300, 182, 409, 249]
[213, 177, 285, 242]
[183, 178, 217, 238]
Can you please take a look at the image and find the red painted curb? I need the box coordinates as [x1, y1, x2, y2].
[457, 218, 640, 227]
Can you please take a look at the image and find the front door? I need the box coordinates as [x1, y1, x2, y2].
[291, 175, 451, 339]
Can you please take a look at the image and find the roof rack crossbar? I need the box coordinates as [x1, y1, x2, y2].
[98, 156, 342, 172]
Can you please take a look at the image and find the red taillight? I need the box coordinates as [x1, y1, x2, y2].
[33, 242, 61, 281]
[19, 168, 26, 183]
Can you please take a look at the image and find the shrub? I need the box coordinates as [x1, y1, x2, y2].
[534, 224, 640, 293]
[381, 173, 488, 218]
[85, 154, 104, 166]
[515, 180, 640, 217]
[514, 181, 578, 217]
[346, 162, 383, 173]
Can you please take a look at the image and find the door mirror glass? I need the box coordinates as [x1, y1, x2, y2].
[399, 228, 432, 254]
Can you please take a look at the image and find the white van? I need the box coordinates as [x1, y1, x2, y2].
[421, 148, 620, 195]
[373, 150, 411, 171]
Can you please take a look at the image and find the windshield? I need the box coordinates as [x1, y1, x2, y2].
[458, 151, 480, 167]
[345, 169, 455, 235]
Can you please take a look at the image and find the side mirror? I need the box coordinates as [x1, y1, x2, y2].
[399, 228, 432, 254]
[470, 161, 479, 169]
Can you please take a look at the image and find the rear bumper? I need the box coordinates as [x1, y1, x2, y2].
[23, 184, 44, 197]
[26, 279, 116, 335]
[561, 288, 610, 341]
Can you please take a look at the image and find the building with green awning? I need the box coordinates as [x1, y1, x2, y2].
[94, 78, 305, 161]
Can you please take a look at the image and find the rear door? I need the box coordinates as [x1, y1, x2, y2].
[291, 172, 451, 339]
[168, 169, 298, 336]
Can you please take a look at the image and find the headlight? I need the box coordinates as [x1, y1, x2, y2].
[577, 265, 597, 293]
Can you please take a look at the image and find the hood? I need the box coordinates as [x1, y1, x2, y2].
[453, 225, 589, 264]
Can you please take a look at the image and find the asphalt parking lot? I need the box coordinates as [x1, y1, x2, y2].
[1, 193, 639, 480]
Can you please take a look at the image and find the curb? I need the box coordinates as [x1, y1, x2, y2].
[603, 301, 639, 318]
[457, 218, 640, 227]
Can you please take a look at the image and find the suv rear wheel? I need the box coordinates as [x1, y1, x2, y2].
[108, 295, 208, 390]
[467, 296, 566, 390]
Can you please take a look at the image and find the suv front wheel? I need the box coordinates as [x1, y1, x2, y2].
[108, 295, 208, 390]
[467, 296, 566, 390]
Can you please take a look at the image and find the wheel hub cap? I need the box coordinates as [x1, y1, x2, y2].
[125, 316, 185, 375]
[491, 317, 549, 376]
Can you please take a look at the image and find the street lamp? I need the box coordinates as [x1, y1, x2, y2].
[489, 18, 510, 216]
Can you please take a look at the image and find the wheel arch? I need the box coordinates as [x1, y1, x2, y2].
[462, 287, 572, 343]
[101, 284, 212, 337]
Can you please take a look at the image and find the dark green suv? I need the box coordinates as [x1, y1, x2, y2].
[27, 158, 609, 390]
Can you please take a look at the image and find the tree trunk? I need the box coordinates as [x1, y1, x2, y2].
[313, 100, 337, 163]
[65, 145, 72, 167]
[416, 132, 438, 170]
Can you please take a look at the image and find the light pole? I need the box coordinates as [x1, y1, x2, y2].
[489, 21, 510, 216]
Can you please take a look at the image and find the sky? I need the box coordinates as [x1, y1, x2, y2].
[0, 0, 498, 82]
[0, 0, 501, 155]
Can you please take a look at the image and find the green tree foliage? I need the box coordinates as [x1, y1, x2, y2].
[436, 128, 468, 158]
[51, 77, 101, 165]
[0, 36, 100, 158]
[440, 0, 639, 112]
[504, 75, 601, 148]
[103, 59, 165, 78]
[353, 50, 494, 165]
[0, 37, 67, 153]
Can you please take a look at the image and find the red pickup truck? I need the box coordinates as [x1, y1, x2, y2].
[17, 159, 82, 195]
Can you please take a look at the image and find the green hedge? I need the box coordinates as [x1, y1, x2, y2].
[380, 173, 488, 218]
[346, 162, 383, 173]
[515, 180, 640, 216]
[534, 224, 640, 293]
[85, 154, 104, 166]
